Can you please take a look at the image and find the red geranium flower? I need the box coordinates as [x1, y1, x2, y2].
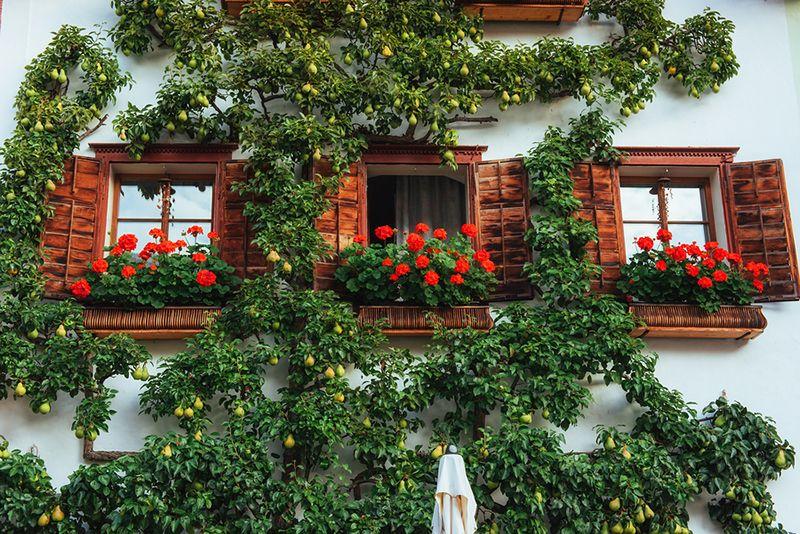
[117, 234, 138, 252]
[746, 261, 769, 278]
[196, 269, 217, 287]
[433, 228, 447, 240]
[704, 241, 719, 251]
[667, 247, 687, 262]
[157, 240, 177, 254]
[697, 276, 713, 289]
[70, 279, 91, 299]
[406, 233, 425, 252]
[207, 231, 219, 239]
[473, 250, 490, 263]
[187, 225, 205, 237]
[685, 264, 700, 277]
[656, 228, 672, 242]
[380, 257, 393, 268]
[424, 270, 439, 286]
[414, 223, 430, 234]
[139, 242, 157, 261]
[389, 273, 399, 282]
[192, 253, 208, 263]
[655, 260, 667, 272]
[481, 259, 496, 273]
[91, 259, 108, 274]
[712, 248, 728, 262]
[415, 255, 430, 269]
[461, 223, 478, 238]
[110, 246, 123, 257]
[175, 240, 187, 249]
[753, 279, 765, 292]
[149, 264, 158, 272]
[686, 244, 703, 256]
[374, 225, 394, 241]
[450, 274, 464, 285]
[454, 258, 470, 274]
[727, 252, 742, 264]
[395, 263, 411, 276]
[637, 236, 654, 251]
[149, 228, 166, 240]
[121, 265, 136, 279]
[702, 258, 716, 269]
[354, 234, 367, 246]
[712, 270, 728, 282]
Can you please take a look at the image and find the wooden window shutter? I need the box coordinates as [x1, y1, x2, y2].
[570, 162, 624, 293]
[218, 160, 269, 279]
[311, 159, 367, 291]
[41, 156, 106, 297]
[472, 158, 533, 301]
[725, 159, 799, 301]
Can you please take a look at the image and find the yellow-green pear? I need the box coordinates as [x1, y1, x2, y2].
[193, 397, 203, 410]
[38, 402, 51, 414]
[161, 444, 172, 458]
[283, 434, 295, 448]
[776, 448, 787, 468]
[55, 324, 67, 337]
[431, 444, 444, 459]
[234, 405, 245, 418]
[305, 355, 315, 367]
[266, 250, 280, 263]
[51, 505, 64, 522]
[604, 436, 616, 450]
[324, 367, 336, 379]
[362, 417, 371, 428]
[37, 513, 51, 527]
[608, 497, 621, 512]
[335, 364, 346, 377]
[14, 382, 26, 397]
[174, 406, 184, 418]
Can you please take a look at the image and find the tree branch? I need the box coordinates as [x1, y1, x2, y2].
[78, 114, 108, 141]
[447, 115, 499, 125]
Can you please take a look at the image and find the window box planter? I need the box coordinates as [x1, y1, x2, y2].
[455, 0, 587, 23]
[357, 305, 493, 336]
[82, 306, 221, 340]
[629, 303, 767, 341]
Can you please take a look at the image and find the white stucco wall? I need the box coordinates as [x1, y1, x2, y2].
[1, 1, 799, 532]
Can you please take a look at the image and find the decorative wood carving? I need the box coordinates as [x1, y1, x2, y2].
[82, 306, 221, 339]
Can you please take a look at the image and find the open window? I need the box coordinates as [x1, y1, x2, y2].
[366, 165, 467, 242]
[40, 145, 269, 299]
[110, 165, 215, 248]
[311, 146, 534, 301]
[575, 148, 799, 302]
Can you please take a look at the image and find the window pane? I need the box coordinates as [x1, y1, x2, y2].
[115, 221, 161, 252]
[118, 183, 162, 219]
[667, 224, 709, 246]
[623, 223, 661, 259]
[169, 181, 213, 219]
[667, 187, 706, 221]
[169, 221, 212, 245]
[620, 186, 659, 221]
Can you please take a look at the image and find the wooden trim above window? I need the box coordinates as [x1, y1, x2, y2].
[361, 144, 487, 165]
[617, 147, 739, 166]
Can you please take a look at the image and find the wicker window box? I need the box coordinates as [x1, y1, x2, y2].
[357, 305, 493, 336]
[82, 306, 221, 340]
[224, 1, 587, 22]
[629, 304, 767, 341]
[456, 0, 587, 22]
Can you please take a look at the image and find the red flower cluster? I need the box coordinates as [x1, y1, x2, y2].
[424, 271, 439, 286]
[461, 223, 478, 238]
[121, 265, 136, 279]
[91, 259, 109, 274]
[374, 225, 394, 241]
[70, 279, 91, 299]
[656, 228, 672, 242]
[433, 228, 447, 240]
[637, 236, 654, 252]
[192, 253, 208, 263]
[407, 232, 425, 252]
[117, 234, 138, 252]
[415, 255, 430, 269]
[196, 269, 217, 287]
[414, 222, 430, 234]
[354, 234, 367, 246]
[187, 225, 204, 237]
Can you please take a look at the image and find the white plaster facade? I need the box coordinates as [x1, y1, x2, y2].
[0, 1, 799, 532]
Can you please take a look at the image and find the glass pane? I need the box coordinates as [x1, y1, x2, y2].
[623, 223, 661, 259]
[118, 183, 162, 219]
[667, 224, 710, 246]
[620, 186, 659, 221]
[667, 187, 706, 221]
[169, 181, 213, 219]
[169, 221, 212, 245]
[115, 221, 161, 252]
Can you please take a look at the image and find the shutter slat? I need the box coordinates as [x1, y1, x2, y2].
[41, 156, 105, 297]
[312, 159, 366, 291]
[570, 162, 623, 292]
[473, 158, 533, 301]
[219, 161, 269, 279]
[726, 159, 799, 301]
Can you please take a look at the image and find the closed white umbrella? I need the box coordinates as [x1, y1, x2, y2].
[431, 446, 477, 534]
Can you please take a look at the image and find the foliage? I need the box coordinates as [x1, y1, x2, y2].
[620, 232, 768, 312]
[75, 227, 239, 308]
[336, 222, 496, 306]
[0, 0, 794, 533]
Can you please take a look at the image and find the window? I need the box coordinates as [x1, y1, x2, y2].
[620, 176, 715, 258]
[366, 165, 467, 240]
[112, 175, 214, 246]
